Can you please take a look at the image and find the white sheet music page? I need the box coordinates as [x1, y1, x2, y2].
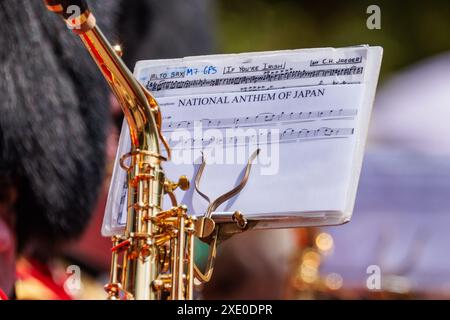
[102, 46, 383, 236]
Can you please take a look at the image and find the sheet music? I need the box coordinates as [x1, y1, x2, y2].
[102, 46, 382, 236]
[136, 47, 367, 96]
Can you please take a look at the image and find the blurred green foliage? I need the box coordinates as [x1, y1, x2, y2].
[216, 0, 450, 82]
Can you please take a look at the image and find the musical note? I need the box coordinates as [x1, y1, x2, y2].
[175, 120, 192, 129]
[281, 128, 298, 140]
[256, 112, 276, 123]
[278, 111, 296, 121]
[234, 116, 255, 127]
[201, 118, 214, 128]
[298, 128, 313, 139]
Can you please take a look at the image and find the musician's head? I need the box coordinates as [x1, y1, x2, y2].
[0, 0, 117, 296]
[0, 174, 16, 296]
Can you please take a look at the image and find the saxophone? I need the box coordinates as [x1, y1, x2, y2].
[44, 0, 195, 300]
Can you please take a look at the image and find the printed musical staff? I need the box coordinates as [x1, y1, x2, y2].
[167, 127, 354, 150]
[145, 65, 364, 92]
[162, 108, 357, 131]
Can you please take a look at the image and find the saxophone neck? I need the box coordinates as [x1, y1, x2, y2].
[45, 0, 161, 155]
[80, 26, 161, 155]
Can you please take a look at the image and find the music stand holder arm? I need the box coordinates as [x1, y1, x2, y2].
[193, 149, 260, 284]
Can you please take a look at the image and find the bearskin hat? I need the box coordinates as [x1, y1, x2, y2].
[0, 0, 118, 250]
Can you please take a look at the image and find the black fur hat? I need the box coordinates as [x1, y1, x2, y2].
[0, 1, 118, 251]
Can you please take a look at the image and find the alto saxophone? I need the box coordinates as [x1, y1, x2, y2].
[44, 0, 195, 300]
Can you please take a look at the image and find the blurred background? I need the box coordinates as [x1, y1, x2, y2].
[73, 0, 450, 299]
[3, 0, 450, 300]
[216, 0, 450, 79]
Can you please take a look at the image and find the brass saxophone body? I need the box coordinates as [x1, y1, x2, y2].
[44, 0, 194, 300]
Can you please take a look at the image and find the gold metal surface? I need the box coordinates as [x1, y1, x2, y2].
[232, 211, 248, 230]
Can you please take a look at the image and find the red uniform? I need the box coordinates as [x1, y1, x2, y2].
[15, 258, 72, 300]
